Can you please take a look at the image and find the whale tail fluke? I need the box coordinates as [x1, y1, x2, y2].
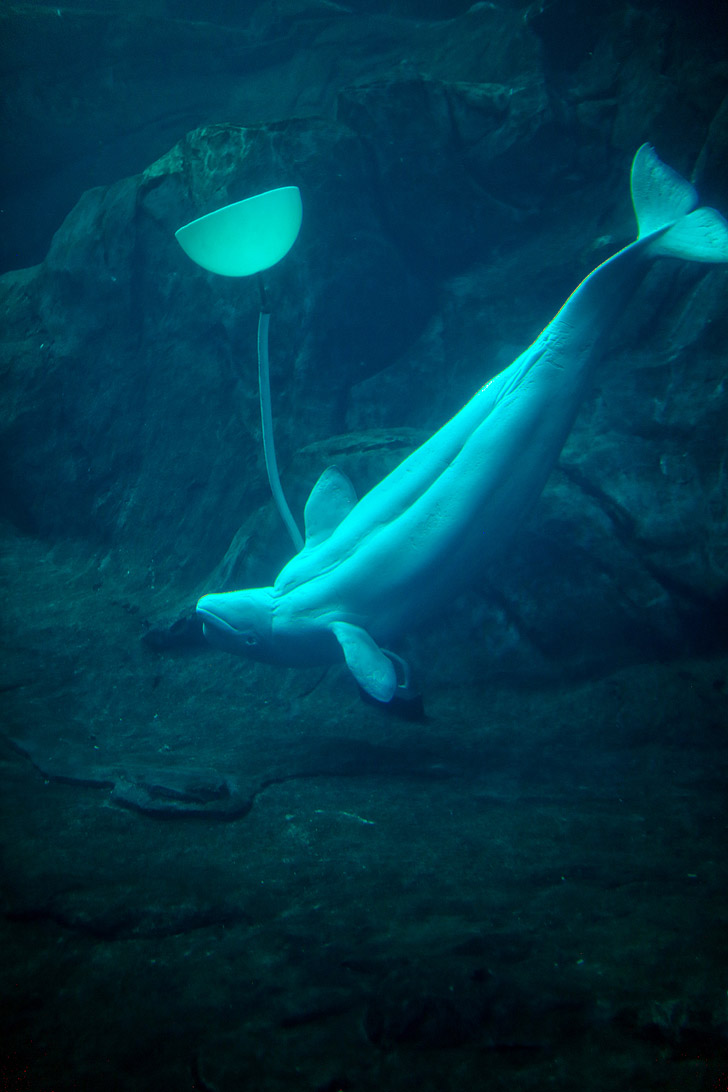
[645, 206, 728, 263]
[631, 143, 728, 263]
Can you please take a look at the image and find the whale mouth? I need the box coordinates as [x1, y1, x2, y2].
[196, 606, 238, 637]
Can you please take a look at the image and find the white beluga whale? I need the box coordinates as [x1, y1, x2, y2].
[197, 145, 728, 702]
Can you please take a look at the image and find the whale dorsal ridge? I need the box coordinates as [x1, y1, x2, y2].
[303, 465, 357, 548]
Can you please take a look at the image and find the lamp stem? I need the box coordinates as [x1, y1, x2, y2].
[256, 272, 269, 313]
[256, 295, 304, 552]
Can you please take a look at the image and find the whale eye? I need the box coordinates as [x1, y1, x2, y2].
[244, 634, 259, 647]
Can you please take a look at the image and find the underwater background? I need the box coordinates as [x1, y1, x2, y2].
[1, 1, 728, 1089]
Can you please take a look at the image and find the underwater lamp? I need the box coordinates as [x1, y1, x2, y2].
[174, 186, 302, 277]
[175, 186, 304, 551]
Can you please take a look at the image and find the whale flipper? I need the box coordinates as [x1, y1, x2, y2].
[330, 621, 397, 702]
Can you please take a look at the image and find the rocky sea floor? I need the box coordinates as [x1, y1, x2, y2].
[1, 530, 727, 1091]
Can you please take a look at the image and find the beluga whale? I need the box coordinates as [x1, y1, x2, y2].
[197, 145, 728, 702]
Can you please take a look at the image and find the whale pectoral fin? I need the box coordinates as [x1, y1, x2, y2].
[304, 466, 357, 548]
[330, 621, 397, 703]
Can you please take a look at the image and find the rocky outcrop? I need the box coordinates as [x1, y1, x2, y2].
[3, 0, 727, 272]
[0, 0, 538, 272]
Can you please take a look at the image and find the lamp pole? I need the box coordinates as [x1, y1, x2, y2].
[176, 186, 304, 553]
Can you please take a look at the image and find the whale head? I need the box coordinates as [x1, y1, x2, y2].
[196, 588, 276, 661]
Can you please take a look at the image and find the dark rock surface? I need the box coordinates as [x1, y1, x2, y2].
[0, 0, 541, 273]
[1, 1, 728, 1090]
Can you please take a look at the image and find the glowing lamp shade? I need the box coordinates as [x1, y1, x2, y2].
[175, 186, 302, 277]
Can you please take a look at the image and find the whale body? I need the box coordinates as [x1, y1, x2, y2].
[197, 145, 728, 702]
